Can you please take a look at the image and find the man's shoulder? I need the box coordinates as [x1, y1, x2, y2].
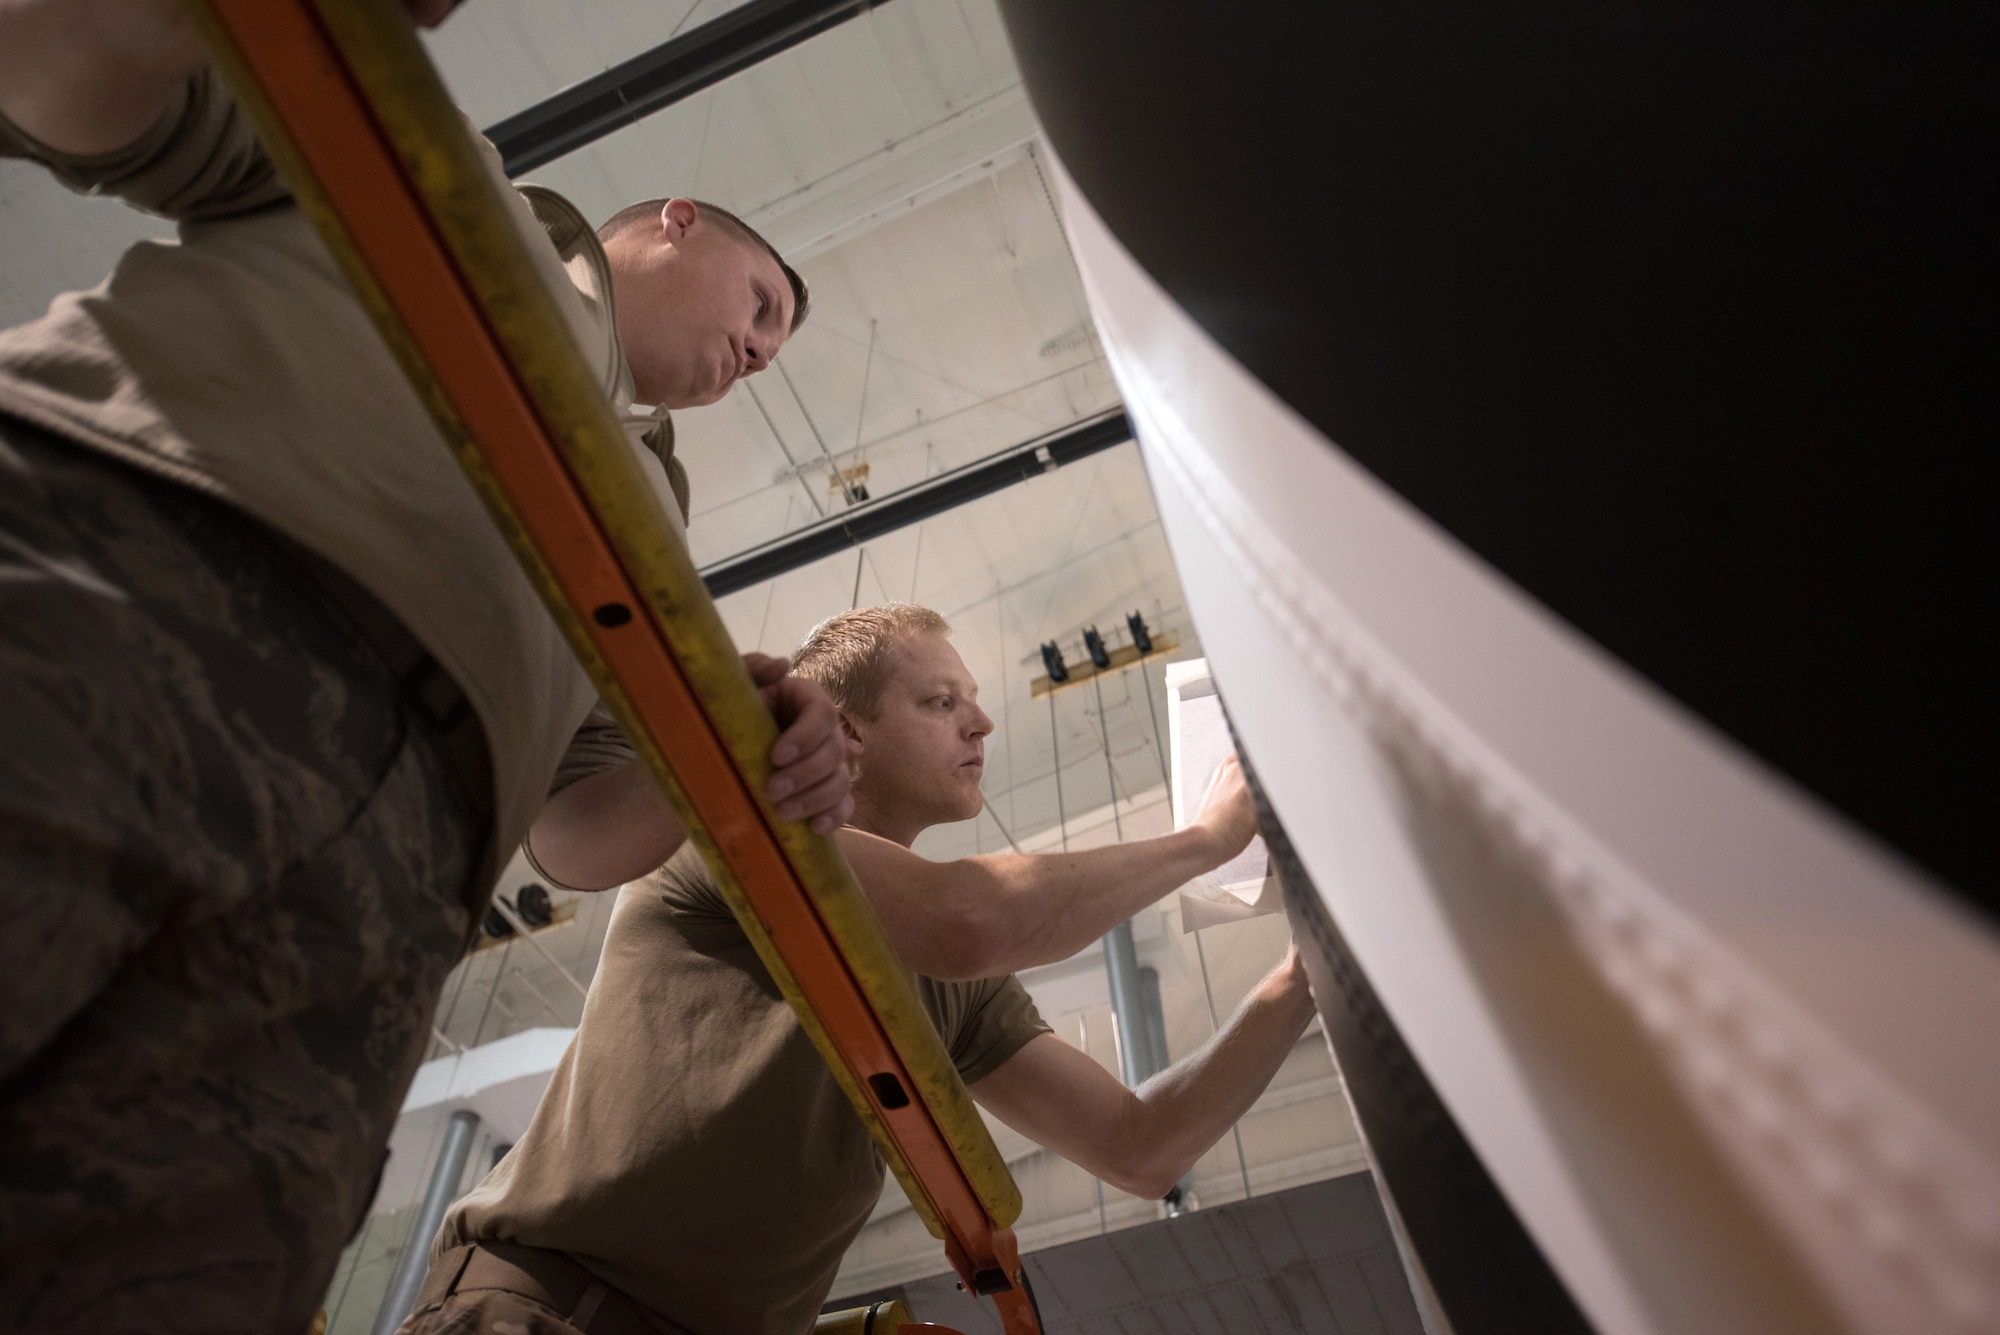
[515, 185, 600, 271]
[917, 971, 1050, 1086]
[915, 970, 1031, 1026]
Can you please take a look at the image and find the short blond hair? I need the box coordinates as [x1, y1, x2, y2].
[791, 604, 950, 718]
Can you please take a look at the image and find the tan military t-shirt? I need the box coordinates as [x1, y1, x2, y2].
[441, 844, 1051, 1335]
[0, 70, 688, 869]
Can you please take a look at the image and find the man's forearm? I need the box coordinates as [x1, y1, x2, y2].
[1122, 958, 1316, 1197]
[968, 949, 1315, 1201]
[968, 830, 1222, 971]
[841, 822, 1236, 979]
[842, 754, 1259, 980]
[941, 828, 1227, 976]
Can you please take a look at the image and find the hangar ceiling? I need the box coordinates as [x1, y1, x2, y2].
[417, 0, 1186, 860]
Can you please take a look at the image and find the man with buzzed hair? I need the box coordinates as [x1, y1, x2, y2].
[421, 604, 1314, 1335]
[0, 3, 850, 1330]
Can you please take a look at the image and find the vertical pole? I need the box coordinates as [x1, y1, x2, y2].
[1090, 671, 1191, 1208]
[1092, 671, 1151, 1086]
[1139, 662, 1170, 789]
[1046, 691, 1067, 853]
[1100, 923, 1152, 1089]
[1138, 967, 1170, 1075]
[1093, 669, 1141, 1083]
[371, 1108, 480, 1335]
[1055, 684, 1106, 1238]
[1090, 674, 1126, 841]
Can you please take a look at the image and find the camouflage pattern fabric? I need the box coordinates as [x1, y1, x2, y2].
[0, 419, 491, 1334]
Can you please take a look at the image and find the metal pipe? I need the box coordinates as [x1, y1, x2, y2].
[1092, 668, 1194, 1207]
[700, 410, 1130, 597]
[371, 1108, 480, 1335]
[1092, 667, 1194, 1209]
[486, 0, 888, 175]
[1094, 666, 1152, 1086]
[1100, 921, 1151, 1089]
[1132, 957, 1197, 1213]
[1138, 660, 1170, 789]
[1138, 966, 1170, 1075]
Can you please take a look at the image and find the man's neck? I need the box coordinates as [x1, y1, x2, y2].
[847, 793, 924, 849]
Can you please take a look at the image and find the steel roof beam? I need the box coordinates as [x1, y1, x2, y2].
[487, 0, 889, 177]
[701, 409, 1131, 598]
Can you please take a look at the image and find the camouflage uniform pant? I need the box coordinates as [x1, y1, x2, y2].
[0, 420, 492, 1334]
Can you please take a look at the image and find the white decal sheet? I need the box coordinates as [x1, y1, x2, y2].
[1169, 659, 1280, 930]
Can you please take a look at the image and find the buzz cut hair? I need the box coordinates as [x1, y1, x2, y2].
[596, 197, 811, 335]
[790, 604, 951, 719]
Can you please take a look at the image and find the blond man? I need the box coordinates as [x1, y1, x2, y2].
[423, 605, 1313, 1335]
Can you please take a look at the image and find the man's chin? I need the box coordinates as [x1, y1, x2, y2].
[678, 384, 729, 409]
[644, 372, 723, 410]
[947, 784, 986, 824]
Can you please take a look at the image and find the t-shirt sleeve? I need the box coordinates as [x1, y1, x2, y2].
[942, 975, 1053, 1087]
[546, 702, 638, 798]
[0, 67, 288, 222]
[521, 703, 640, 892]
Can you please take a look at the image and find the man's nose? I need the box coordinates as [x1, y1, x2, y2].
[743, 336, 768, 374]
[968, 705, 995, 739]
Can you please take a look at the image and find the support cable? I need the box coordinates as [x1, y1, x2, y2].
[853, 317, 877, 459]
[778, 358, 859, 506]
[982, 801, 1024, 854]
[507, 951, 575, 1027]
[745, 378, 827, 520]
[467, 939, 512, 1048]
[488, 891, 592, 1002]
[1046, 691, 1067, 854]
[1090, 674, 1126, 842]
[1138, 663, 1170, 789]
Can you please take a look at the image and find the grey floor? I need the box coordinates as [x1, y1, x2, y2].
[833, 1172, 1426, 1334]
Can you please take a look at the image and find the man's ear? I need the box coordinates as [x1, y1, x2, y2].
[659, 197, 699, 246]
[837, 709, 866, 771]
